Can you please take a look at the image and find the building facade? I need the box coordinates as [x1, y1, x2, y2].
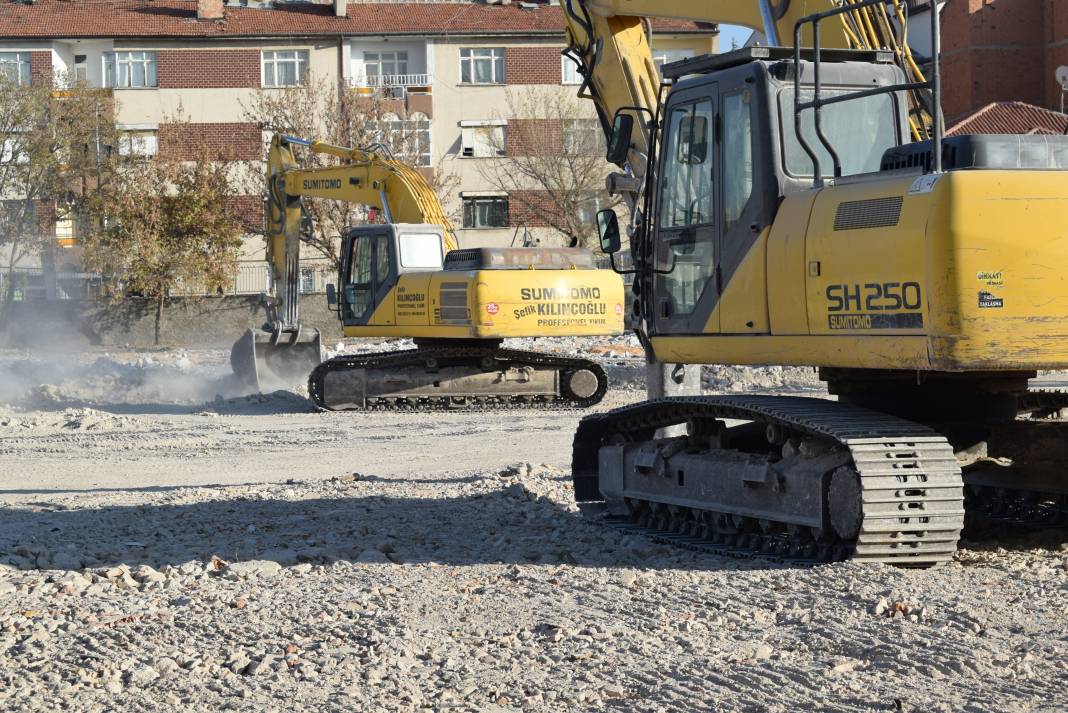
[938, 0, 1067, 119]
[0, 0, 717, 289]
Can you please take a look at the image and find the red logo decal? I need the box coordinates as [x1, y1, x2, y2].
[614, 303, 623, 315]
[486, 302, 500, 315]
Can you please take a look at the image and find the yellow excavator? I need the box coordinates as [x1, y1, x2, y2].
[231, 135, 625, 410]
[562, 0, 1068, 565]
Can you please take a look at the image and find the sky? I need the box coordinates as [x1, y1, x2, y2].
[719, 24, 756, 51]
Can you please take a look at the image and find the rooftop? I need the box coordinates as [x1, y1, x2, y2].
[947, 101, 1068, 137]
[0, 0, 717, 39]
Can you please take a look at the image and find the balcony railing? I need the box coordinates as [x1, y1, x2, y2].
[348, 73, 433, 97]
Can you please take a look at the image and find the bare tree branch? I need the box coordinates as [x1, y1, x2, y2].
[477, 87, 619, 249]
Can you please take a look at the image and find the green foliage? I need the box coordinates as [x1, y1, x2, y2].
[80, 118, 243, 344]
[0, 74, 122, 300]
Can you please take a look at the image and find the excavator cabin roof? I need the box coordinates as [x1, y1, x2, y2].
[661, 46, 896, 82]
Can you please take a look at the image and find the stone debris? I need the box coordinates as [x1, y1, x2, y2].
[0, 343, 1064, 710]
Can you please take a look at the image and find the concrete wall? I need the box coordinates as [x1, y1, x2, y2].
[0, 294, 343, 349]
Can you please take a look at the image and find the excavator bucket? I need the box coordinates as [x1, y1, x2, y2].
[230, 326, 323, 392]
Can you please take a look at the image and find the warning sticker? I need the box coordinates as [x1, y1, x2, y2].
[908, 175, 941, 195]
[978, 291, 1004, 309]
[485, 302, 499, 315]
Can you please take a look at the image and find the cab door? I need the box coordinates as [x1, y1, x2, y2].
[652, 87, 720, 336]
[339, 227, 397, 327]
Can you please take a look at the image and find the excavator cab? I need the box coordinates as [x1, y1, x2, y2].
[335, 223, 447, 328]
[607, 47, 911, 337]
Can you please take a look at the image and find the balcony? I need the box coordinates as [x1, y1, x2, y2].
[349, 73, 433, 98]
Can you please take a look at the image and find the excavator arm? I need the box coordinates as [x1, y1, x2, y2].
[264, 134, 458, 331]
[232, 133, 458, 389]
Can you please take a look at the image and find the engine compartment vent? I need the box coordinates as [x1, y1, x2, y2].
[833, 196, 903, 231]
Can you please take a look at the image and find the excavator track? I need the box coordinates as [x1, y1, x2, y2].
[960, 388, 1068, 530]
[572, 396, 965, 567]
[307, 346, 608, 411]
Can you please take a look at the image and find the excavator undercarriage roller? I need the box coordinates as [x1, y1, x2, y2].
[573, 395, 966, 567]
[574, 391, 1068, 566]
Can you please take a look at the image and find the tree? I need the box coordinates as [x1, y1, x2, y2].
[81, 124, 243, 345]
[242, 72, 456, 262]
[0, 74, 121, 310]
[477, 87, 619, 249]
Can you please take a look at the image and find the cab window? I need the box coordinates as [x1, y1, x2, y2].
[659, 99, 714, 229]
[722, 90, 754, 232]
[346, 236, 374, 319]
[374, 235, 393, 287]
[398, 233, 444, 269]
[779, 88, 897, 177]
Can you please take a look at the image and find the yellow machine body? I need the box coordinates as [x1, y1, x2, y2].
[559, 0, 1068, 565]
[651, 170, 1068, 372]
[345, 267, 625, 340]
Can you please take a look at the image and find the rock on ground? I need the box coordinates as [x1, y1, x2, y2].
[0, 344, 1066, 711]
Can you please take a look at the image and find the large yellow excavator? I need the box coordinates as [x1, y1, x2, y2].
[231, 135, 625, 410]
[563, 0, 1068, 566]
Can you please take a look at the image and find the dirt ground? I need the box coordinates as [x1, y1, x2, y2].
[0, 340, 1066, 712]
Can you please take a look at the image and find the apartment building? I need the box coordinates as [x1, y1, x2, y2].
[0, 0, 717, 288]
[936, 0, 1067, 120]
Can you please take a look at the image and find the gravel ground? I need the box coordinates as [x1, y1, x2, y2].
[1, 341, 1066, 712]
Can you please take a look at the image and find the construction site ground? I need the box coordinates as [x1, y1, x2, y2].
[0, 338, 1066, 712]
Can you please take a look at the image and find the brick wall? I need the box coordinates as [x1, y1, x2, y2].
[35, 199, 55, 236]
[940, 0, 1065, 118]
[508, 190, 558, 228]
[29, 51, 51, 87]
[1044, 0, 1068, 109]
[506, 118, 563, 155]
[224, 195, 264, 234]
[505, 46, 561, 85]
[158, 122, 262, 161]
[158, 49, 260, 89]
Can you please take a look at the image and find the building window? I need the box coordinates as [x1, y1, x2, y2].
[262, 50, 308, 87]
[118, 130, 159, 157]
[563, 119, 602, 155]
[372, 112, 432, 167]
[299, 267, 316, 294]
[459, 120, 506, 158]
[459, 48, 504, 85]
[0, 52, 31, 86]
[652, 49, 694, 76]
[462, 196, 509, 229]
[55, 217, 77, 248]
[561, 55, 583, 85]
[364, 51, 408, 85]
[0, 137, 28, 165]
[73, 54, 88, 84]
[104, 51, 158, 88]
